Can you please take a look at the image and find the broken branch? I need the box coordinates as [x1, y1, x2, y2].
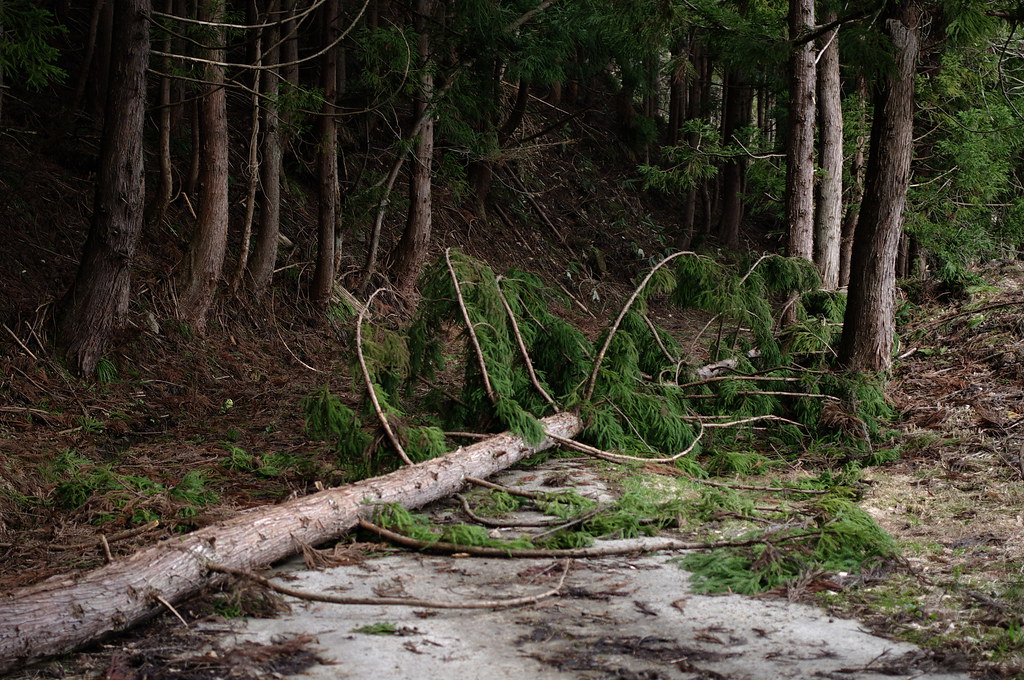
[209, 560, 570, 610]
[358, 289, 413, 466]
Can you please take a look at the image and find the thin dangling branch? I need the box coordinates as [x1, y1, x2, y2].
[583, 251, 694, 402]
[446, 248, 497, 404]
[496, 276, 557, 410]
[358, 289, 414, 466]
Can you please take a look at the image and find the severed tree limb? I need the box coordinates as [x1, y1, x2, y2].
[445, 248, 497, 404]
[584, 251, 695, 402]
[209, 560, 570, 610]
[0, 411, 582, 673]
[358, 289, 413, 465]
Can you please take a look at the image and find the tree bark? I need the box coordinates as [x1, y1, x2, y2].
[838, 2, 920, 373]
[389, 0, 435, 295]
[0, 412, 582, 673]
[247, 0, 283, 294]
[55, 0, 150, 376]
[230, 0, 265, 293]
[813, 13, 842, 290]
[677, 39, 705, 248]
[176, 0, 229, 332]
[143, 0, 174, 230]
[785, 0, 816, 261]
[665, 38, 688, 148]
[719, 69, 752, 249]
[839, 76, 869, 288]
[311, 0, 340, 308]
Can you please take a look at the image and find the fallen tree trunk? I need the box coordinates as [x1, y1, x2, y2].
[0, 411, 582, 672]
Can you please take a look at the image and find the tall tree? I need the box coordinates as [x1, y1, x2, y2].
[247, 0, 284, 294]
[389, 0, 435, 295]
[718, 68, 752, 249]
[310, 0, 341, 307]
[56, 0, 150, 375]
[813, 10, 842, 289]
[785, 0, 816, 261]
[839, 0, 921, 373]
[839, 76, 868, 288]
[175, 0, 229, 332]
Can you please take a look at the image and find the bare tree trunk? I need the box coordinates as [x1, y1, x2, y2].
[144, 0, 175, 229]
[677, 39, 704, 249]
[231, 0, 265, 293]
[175, 0, 229, 332]
[785, 0, 816, 261]
[389, 0, 435, 295]
[665, 37, 688, 148]
[280, 0, 300, 125]
[839, 75, 868, 288]
[68, 0, 105, 116]
[90, 0, 114, 118]
[311, 0, 340, 307]
[813, 12, 842, 290]
[0, 412, 582, 673]
[186, 97, 200, 197]
[56, 0, 150, 376]
[247, 0, 283, 294]
[839, 1, 920, 373]
[719, 69, 752, 249]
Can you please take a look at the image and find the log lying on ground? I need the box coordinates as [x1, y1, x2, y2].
[0, 411, 582, 673]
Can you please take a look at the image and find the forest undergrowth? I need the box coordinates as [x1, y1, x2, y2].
[1, 171, 1023, 677]
[3, 248, 1024, 677]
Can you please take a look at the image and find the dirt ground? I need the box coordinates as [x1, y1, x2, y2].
[2, 460, 976, 680]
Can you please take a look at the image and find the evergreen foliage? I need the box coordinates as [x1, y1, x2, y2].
[302, 387, 372, 462]
[681, 495, 896, 595]
[0, 1, 66, 91]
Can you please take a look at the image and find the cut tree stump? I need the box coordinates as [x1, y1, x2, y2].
[0, 411, 581, 673]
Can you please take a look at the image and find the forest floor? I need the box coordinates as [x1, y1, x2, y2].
[1, 119, 1023, 677]
[2, 260, 1024, 679]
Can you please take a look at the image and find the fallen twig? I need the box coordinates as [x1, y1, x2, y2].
[209, 560, 571, 609]
[3, 324, 39, 362]
[358, 289, 413, 466]
[52, 520, 162, 551]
